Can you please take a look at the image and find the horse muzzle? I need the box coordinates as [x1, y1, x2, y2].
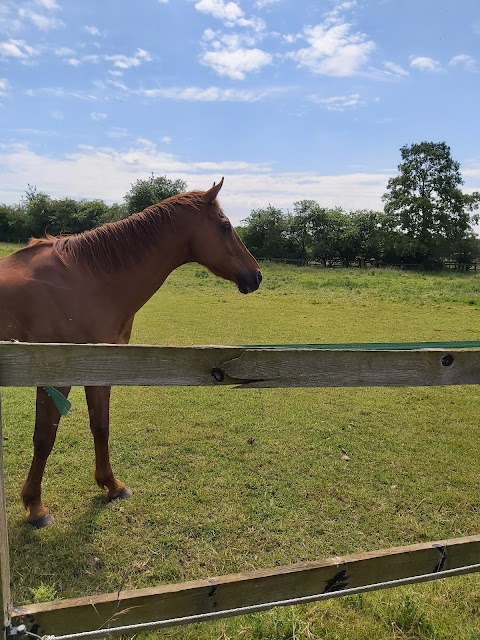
[237, 269, 262, 294]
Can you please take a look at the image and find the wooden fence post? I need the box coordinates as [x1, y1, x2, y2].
[0, 393, 11, 640]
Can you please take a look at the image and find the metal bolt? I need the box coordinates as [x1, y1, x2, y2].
[441, 354, 454, 367]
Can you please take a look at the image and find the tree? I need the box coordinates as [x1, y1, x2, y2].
[383, 141, 480, 266]
[292, 201, 350, 264]
[349, 210, 392, 264]
[124, 174, 187, 214]
[238, 206, 288, 259]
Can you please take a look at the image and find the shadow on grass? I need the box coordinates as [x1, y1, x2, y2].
[8, 493, 121, 604]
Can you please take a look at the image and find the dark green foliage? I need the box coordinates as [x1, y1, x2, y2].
[238, 203, 416, 266]
[238, 142, 480, 268]
[383, 141, 480, 267]
[124, 174, 187, 214]
[0, 175, 184, 241]
[238, 205, 292, 260]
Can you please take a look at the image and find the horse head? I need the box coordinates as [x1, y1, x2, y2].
[190, 178, 262, 294]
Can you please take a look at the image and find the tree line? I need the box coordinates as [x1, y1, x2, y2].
[0, 175, 188, 244]
[1, 142, 479, 269]
[238, 142, 480, 268]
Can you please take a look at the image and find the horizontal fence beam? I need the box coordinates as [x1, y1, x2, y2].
[12, 535, 480, 638]
[1, 342, 480, 388]
[0, 398, 11, 640]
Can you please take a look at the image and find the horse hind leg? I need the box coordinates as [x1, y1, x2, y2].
[22, 386, 71, 527]
[85, 386, 131, 501]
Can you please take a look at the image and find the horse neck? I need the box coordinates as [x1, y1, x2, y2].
[99, 211, 193, 316]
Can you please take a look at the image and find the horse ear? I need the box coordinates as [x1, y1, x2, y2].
[204, 177, 224, 203]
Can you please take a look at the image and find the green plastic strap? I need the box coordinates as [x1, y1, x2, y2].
[43, 386, 71, 417]
[238, 340, 480, 351]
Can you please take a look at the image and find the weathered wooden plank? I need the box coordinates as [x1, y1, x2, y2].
[12, 535, 480, 638]
[1, 342, 480, 388]
[0, 343, 241, 388]
[0, 395, 11, 640]
[221, 348, 480, 388]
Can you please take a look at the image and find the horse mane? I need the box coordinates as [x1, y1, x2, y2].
[35, 191, 208, 273]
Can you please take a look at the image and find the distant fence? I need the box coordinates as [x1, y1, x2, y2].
[1, 341, 480, 639]
[258, 258, 479, 271]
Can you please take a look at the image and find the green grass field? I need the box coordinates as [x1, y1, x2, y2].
[1, 245, 480, 639]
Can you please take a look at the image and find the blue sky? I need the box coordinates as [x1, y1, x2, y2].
[1, 0, 479, 224]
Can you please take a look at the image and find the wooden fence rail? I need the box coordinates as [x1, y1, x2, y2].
[1, 341, 479, 639]
[10, 536, 480, 639]
[1, 342, 480, 389]
[0, 398, 10, 640]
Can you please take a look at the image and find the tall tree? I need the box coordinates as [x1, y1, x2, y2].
[383, 141, 480, 265]
[124, 174, 187, 214]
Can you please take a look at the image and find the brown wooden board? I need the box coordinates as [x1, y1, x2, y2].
[1, 342, 480, 388]
[0, 396, 11, 640]
[12, 536, 480, 638]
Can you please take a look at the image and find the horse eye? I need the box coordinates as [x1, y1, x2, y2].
[222, 220, 232, 232]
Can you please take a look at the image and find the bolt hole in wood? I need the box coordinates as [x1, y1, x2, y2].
[211, 367, 225, 382]
[441, 354, 454, 366]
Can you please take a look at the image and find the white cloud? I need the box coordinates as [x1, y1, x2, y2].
[161, 136, 173, 144]
[109, 80, 284, 102]
[311, 93, 366, 111]
[195, 0, 264, 32]
[90, 112, 108, 121]
[195, 0, 244, 24]
[383, 61, 408, 77]
[108, 127, 129, 138]
[105, 48, 152, 69]
[199, 27, 270, 79]
[61, 48, 150, 70]
[324, 0, 358, 26]
[18, 8, 64, 30]
[409, 56, 442, 72]
[203, 29, 258, 48]
[0, 4, 21, 35]
[0, 142, 398, 222]
[0, 39, 39, 60]
[449, 54, 477, 71]
[254, 0, 280, 7]
[34, 0, 60, 9]
[0, 78, 8, 96]
[26, 87, 101, 101]
[200, 47, 272, 79]
[288, 22, 375, 76]
[83, 25, 102, 37]
[54, 46, 75, 56]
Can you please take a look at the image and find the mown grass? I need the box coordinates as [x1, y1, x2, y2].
[1, 248, 480, 639]
[0, 243, 21, 259]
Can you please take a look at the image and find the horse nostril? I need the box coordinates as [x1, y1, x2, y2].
[256, 270, 263, 285]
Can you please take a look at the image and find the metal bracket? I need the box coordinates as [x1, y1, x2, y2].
[6, 624, 27, 639]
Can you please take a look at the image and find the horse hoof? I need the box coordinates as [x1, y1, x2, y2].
[109, 486, 132, 502]
[28, 513, 55, 528]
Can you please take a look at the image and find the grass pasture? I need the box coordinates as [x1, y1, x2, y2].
[1, 248, 480, 639]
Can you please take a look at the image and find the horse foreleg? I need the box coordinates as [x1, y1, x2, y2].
[85, 386, 131, 500]
[22, 386, 71, 527]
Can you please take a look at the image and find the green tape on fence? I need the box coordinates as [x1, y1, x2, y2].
[238, 340, 480, 351]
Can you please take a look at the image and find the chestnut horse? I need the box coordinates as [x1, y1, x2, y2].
[0, 179, 262, 527]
